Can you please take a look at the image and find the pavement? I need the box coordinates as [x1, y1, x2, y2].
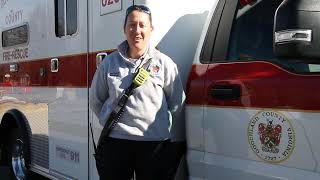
[0, 166, 13, 180]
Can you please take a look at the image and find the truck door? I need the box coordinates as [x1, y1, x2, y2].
[194, 0, 320, 179]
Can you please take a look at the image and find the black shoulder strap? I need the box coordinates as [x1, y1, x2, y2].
[91, 58, 153, 154]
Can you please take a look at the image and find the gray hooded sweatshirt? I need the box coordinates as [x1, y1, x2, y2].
[90, 41, 186, 141]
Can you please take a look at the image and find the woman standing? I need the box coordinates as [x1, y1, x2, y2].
[90, 5, 185, 180]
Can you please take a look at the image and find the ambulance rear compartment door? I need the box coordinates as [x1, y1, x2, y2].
[46, 0, 89, 179]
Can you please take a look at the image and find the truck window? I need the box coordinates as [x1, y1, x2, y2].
[227, 0, 320, 73]
[54, 0, 77, 37]
[2, 24, 28, 47]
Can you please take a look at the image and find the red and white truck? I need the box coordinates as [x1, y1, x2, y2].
[1, 0, 320, 179]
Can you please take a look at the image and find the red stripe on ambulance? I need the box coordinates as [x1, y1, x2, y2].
[187, 62, 320, 111]
[0, 53, 90, 87]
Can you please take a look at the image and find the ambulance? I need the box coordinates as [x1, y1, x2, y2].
[1, 0, 320, 179]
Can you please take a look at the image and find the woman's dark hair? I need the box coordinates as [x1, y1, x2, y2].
[123, 5, 152, 29]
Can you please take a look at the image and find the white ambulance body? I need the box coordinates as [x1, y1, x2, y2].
[1, 0, 320, 180]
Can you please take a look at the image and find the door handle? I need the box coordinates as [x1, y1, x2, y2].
[210, 85, 241, 100]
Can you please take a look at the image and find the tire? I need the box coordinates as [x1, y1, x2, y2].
[6, 129, 30, 180]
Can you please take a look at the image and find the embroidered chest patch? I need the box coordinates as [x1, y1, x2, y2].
[148, 62, 161, 76]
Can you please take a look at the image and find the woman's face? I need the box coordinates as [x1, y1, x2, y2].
[124, 10, 153, 58]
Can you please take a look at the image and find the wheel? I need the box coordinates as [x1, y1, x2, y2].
[6, 129, 30, 180]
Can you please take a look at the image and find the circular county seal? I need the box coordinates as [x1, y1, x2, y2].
[247, 110, 295, 163]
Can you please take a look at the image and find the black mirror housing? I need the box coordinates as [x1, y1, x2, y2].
[274, 0, 320, 61]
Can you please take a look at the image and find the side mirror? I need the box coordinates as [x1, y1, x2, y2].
[274, 0, 320, 62]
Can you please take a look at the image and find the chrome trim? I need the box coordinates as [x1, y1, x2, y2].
[30, 164, 76, 180]
[50, 169, 77, 180]
[29, 164, 51, 179]
[275, 29, 312, 43]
